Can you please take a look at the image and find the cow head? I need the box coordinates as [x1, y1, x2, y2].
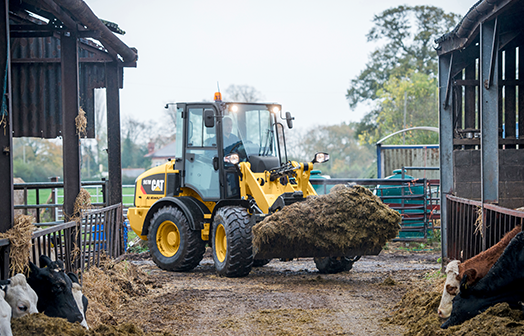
[5, 273, 38, 318]
[27, 255, 83, 323]
[441, 272, 524, 329]
[67, 272, 89, 329]
[441, 273, 484, 329]
[437, 260, 461, 318]
[0, 289, 12, 336]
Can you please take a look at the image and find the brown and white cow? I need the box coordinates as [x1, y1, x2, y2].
[437, 224, 521, 318]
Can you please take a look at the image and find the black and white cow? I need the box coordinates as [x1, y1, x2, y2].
[441, 230, 524, 329]
[67, 272, 89, 329]
[27, 255, 83, 324]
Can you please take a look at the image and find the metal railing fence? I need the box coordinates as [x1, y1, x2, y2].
[14, 180, 107, 223]
[446, 194, 524, 261]
[122, 184, 135, 218]
[0, 203, 124, 280]
[80, 203, 123, 273]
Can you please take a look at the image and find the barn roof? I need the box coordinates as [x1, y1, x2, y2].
[8, 0, 138, 138]
[435, 0, 523, 55]
[9, 0, 137, 63]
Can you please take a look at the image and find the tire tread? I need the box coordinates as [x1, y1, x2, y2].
[212, 206, 253, 277]
[149, 206, 206, 272]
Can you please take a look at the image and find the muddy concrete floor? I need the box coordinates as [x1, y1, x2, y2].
[118, 247, 440, 336]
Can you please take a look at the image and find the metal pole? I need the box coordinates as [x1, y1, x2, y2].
[480, 19, 500, 251]
[439, 53, 454, 261]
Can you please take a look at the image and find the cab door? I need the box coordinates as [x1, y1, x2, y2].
[184, 105, 220, 200]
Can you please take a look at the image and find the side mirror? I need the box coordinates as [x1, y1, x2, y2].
[311, 152, 329, 164]
[204, 109, 215, 128]
[285, 111, 294, 129]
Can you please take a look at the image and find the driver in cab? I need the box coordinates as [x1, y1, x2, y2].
[205, 116, 239, 152]
[222, 117, 240, 154]
[223, 116, 239, 148]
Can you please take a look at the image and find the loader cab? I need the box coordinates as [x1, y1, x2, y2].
[175, 102, 286, 201]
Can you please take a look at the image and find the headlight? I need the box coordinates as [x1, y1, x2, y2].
[311, 152, 329, 164]
[224, 153, 240, 165]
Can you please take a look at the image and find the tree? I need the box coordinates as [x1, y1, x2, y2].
[287, 122, 375, 178]
[13, 138, 63, 181]
[121, 116, 152, 169]
[348, 5, 460, 144]
[359, 71, 439, 145]
[225, 84, 263, 102]
[347, 6, 460, 108]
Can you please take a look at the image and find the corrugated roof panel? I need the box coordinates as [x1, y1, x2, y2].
[11, 36, 113, 139]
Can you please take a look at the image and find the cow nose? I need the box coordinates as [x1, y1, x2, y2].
[438, 309, 443, 318]
[67, 312, 83, 323]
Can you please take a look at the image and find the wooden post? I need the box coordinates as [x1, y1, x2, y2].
[0, 0, 12, 279]
[61, 31, 81, 270]
[61, 31, 81, 221]
[106, 61, 122, 206]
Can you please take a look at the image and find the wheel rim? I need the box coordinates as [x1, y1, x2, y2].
[156, 220, 180, 257]
[215, 224, 227, 263]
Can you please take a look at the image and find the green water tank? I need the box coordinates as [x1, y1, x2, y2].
[309, 170, 331, 195]
[378, 169, 423, 201]
[377, 169, 426, 239]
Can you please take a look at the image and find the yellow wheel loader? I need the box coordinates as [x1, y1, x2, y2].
[127, 96, 349, 277]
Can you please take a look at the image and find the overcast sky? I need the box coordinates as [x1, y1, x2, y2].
[86, 1, 474, 132]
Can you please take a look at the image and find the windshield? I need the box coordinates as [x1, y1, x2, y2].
[223, 104, 279, 160]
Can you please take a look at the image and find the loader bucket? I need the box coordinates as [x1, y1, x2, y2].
[252, 185, 401, 261]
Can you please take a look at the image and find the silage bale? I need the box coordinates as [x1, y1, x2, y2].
[252, 185, 401, 258]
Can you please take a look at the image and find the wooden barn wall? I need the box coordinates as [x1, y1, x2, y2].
[10, 36, 108, 139]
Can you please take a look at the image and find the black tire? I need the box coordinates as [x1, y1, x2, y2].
[211, 206, 253, 277]
[148, 205, 206, 271]
[252, 259, 272, 267]
[314, 256, 361, 274]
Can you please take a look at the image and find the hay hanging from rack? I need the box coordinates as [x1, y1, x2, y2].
[72, 188, 92, 223]
[0, 215, 35, 276]
[474, 206, 483, 237]
[75, 106, 87, 138]
[70, 188, 92, 263]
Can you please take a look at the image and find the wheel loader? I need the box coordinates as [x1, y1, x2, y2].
[127, 94, 363, 277]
